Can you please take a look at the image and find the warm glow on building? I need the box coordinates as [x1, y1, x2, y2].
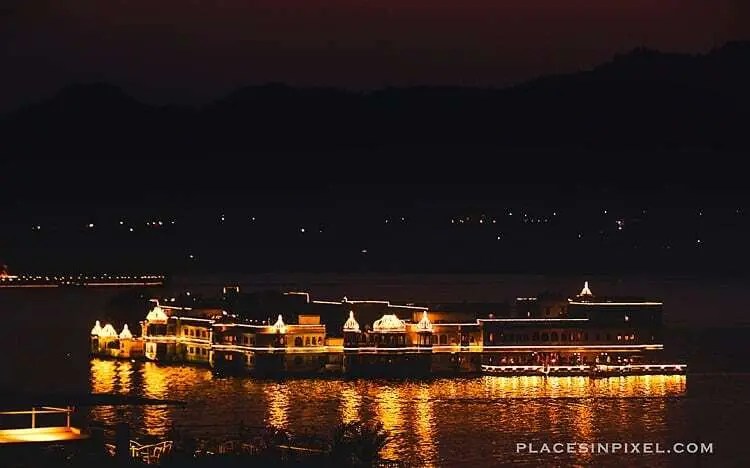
[119, 324, 133, 340]
[98, 323, 118, 338]
[272, 314, 287, 334]
[146, 305, 168, 323]
[373, 314, 406, 333]
[343, 311, 360, 333]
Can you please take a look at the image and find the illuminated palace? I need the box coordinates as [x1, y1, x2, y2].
[89, 283, 686, 376]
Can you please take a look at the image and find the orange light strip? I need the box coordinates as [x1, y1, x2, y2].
[568, 301, 663, 306]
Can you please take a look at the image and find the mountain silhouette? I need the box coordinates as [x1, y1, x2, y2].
[2, 42, 748, 155]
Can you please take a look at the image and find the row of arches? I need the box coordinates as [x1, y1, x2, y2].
[293, 336, 324, 347]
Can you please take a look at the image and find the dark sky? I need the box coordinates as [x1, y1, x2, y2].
[2, 0, 749, 111]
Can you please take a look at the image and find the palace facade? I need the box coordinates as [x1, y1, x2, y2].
[90, 282, 685, 376]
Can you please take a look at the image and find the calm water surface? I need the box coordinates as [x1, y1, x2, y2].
[2, 277, 750, 466]
[87, 359, 747, 466]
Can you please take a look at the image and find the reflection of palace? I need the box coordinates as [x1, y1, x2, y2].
[89, 282, 686, 377]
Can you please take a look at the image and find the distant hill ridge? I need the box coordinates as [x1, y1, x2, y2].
[2, 42, 748, 153]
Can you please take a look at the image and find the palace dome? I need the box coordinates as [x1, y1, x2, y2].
[578, 281, 594, 298]
[343, 311, 360, 333]
[415, 310, 433, 332]
[373, 314, 405, 333]
[90, 320, 102, 336]
[272, 314, 286, 333]
[146, 305, 168, 323]
[119, 324, 133, 340]
[99, 323, 118, 338]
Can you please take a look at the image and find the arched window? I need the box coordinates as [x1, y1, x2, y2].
[305, 337, 311, 346]
[294, 337, 302, 347]
[440, 335, 447, 345]
[488, 333, 494, 344]
[318, 336, 323, 345]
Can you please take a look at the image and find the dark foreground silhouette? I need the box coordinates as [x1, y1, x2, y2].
[0, 421, 393, 467]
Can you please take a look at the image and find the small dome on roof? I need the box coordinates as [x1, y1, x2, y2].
[90, 320, 102, 336]
[416, 310, 433, 332]
[119, 324, 133, 340]
[273, 314, 286, 333]
[373, 314, 405, 333]
[343, 311, 360, 332]
[578, 281, 593, 297]
[146, 305, 168, 323]
[99, 323, 118, 338]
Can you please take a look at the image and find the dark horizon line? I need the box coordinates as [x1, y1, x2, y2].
[5, 39, 748, 117]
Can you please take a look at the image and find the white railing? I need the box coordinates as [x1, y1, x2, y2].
[0, 406, 72, 430]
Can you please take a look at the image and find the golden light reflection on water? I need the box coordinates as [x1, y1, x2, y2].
[89, 359, 689, 464]
[117, 361, 132, 394]
[89, 359, 118, 423]
[413, 385, 437, 467]
[90, 359, 116, 394]
[340, 386, 361, 424]
[142, 362, 170, 436]
[481, 374, 686, 398]
[376, 386, 403, 461]
[265, 383, 290, 429]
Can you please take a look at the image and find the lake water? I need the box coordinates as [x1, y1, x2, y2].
[2, 274, 749, 466]
[87, 360, 750, 466]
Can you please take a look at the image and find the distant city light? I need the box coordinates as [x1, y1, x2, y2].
[87, 223, 94, 228]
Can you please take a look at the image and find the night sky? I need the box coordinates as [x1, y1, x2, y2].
[2, 0, 748, 111]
